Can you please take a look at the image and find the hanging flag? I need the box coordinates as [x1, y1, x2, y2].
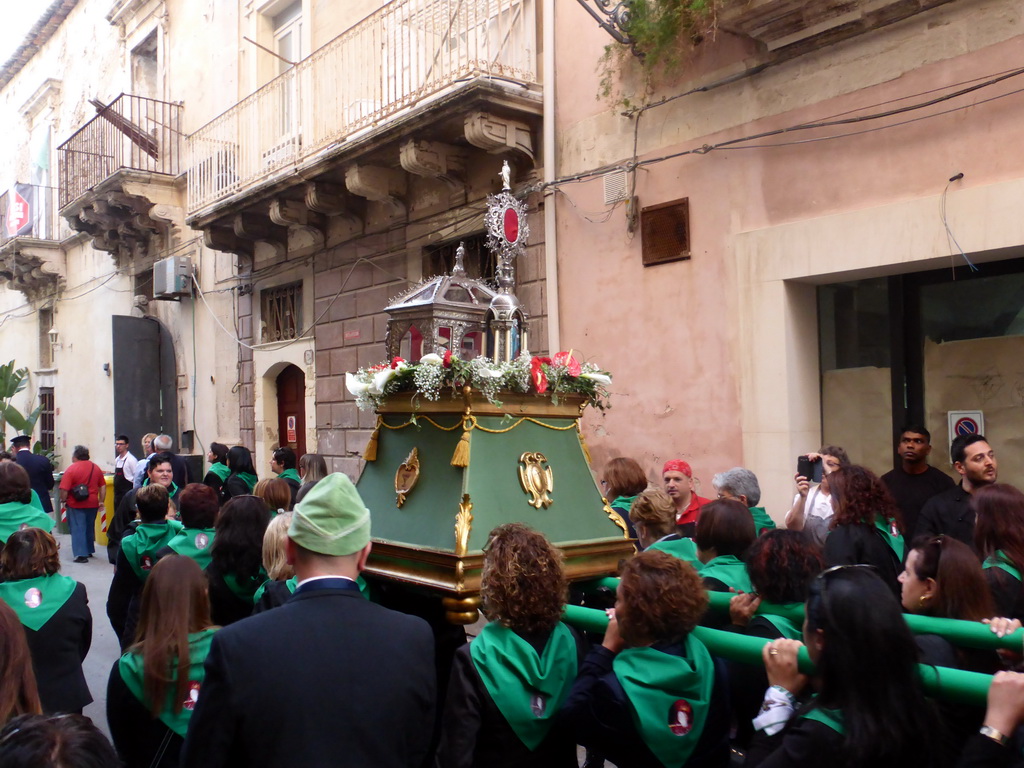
[5, 184, 35, 238]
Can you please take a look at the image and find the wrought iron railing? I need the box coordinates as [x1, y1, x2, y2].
[57, 94, 183, 209]
[188, 0, 538, 213]
[0, 185, 72, 246]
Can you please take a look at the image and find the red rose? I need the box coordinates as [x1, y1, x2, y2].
[443, 349, 452, 367]
[391, 357, 406, 369]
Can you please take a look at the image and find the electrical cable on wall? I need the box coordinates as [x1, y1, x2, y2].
[940, 173, 977, 276]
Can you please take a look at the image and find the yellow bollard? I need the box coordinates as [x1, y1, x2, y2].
[95, 475, 112, 547]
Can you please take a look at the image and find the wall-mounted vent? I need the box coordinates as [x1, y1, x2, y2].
[641, 198, 690, 267]
[602, 170, 628, 205]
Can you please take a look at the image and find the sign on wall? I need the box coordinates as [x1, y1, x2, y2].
[947, 409, 985, 446]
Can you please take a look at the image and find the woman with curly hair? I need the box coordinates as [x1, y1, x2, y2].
[107, 555, 217, 768]
[562, 549, 730, 768]
[973, 484, 1024, 621]
[0, 527, 92, 715]
[823, 465, 905, 595]
[205, 496, 270, 626]
[436, 523, 582, 768]
[726, 530, 824, 748]
[602, 458, 649, 541]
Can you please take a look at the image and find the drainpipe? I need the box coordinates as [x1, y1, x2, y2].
[542, 0, 560, 354]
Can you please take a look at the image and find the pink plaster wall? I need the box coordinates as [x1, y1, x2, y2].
[554, 2, 1024, 490]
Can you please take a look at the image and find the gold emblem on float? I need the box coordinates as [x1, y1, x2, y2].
[395, 447, 420, 508]
[518, 451, 554, 509]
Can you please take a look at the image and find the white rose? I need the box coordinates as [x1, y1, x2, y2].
[419, 353, 443, 365]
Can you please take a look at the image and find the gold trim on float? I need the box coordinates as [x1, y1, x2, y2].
[394, 447, 420, 508]
[365, 538, 634, 596]
[454, 494, 473, 556]
[602, 496, 631, 539]
[518, 451, 554, 509]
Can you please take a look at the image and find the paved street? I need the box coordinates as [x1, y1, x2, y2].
[53, 530, 118, 737]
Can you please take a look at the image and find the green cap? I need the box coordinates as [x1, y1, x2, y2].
[289, 473, 371, 556]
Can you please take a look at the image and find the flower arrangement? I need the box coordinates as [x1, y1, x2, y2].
[345, 351, 612, 411]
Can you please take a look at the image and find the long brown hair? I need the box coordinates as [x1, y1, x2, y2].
[130, 555, 214, 717]
[909, 535, 994, 621]
[973, 484, 1024, 574]
[828, 465, 903, 531]
[0, 600, 41, 722]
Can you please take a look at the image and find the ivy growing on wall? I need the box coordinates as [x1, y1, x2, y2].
[598, 0, 731, 107]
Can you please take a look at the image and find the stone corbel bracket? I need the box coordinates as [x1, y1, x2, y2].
[464, 111, 534, 162]
[269, 198, 327, 250]
[233, 213, 288, 260]
[304, 181, 362, 230]
[399, 139, 467, 192]
[345, 164, 406, 217]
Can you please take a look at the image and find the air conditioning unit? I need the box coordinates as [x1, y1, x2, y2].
[153, 255, 193, 300]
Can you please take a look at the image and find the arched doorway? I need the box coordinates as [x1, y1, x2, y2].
[276, 364, 306, 458]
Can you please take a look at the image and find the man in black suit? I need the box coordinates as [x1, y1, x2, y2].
[181, 473, 437, 768]
[11, 435, 54, 515]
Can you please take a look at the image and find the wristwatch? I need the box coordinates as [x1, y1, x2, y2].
[979, 725, 1008, 747]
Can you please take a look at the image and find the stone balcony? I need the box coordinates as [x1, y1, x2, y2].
[0, 184, 71, 301]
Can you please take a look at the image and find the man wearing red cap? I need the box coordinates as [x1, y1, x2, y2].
[662, 460, 710, 537]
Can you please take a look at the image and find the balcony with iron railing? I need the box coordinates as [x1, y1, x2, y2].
[187, 0, 539, 217]
[56, 94, 183, 265]
[0, 184, 73, 299]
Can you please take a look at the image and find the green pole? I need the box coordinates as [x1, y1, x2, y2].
[576, 578, 1024, 652]
[561, 604, 992, 706]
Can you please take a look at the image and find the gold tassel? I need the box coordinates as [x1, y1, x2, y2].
[363, 420, 381, 462]
[451, 420, 472, 467]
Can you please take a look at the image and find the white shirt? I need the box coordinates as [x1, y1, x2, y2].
[793, 484, 833, 520]
[116, 451, 138, 480]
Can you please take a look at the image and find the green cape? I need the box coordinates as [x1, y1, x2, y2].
[224, 569, 268, 602]
[0, 501, 55, 543]
[278, 468, 301, 484]
[118, 628, 217, 737]
[613, 635, 715, 768]
[234, 472, 258, 493]
[29, 490, 44, 512]
[699, 555, 753, 593]
[121, 521, 184, 581]
[873, 517, 905, 562]
[759, 610, 803, 640]
[648, 537, 700, 568]
[166, 528, 216, 570]
[0, 573, 77, 631]
[984, 551, 1022, 581]
[469, 622, 578, 750]
[251, 574, 372, 605]
[610, 494, 638, 513]
[802, 704, 845, 735]
[748, 506, 777, 533]
[206, 462, 230, 482]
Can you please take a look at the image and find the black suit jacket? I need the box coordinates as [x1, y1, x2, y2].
[917, 483, 975, 550]
[15, 449, 54, 514]
[181, 582, 437, 768]
[167, 452, 193, 490]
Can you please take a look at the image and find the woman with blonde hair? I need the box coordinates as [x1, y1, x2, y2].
[630, 488, 701, 566]
[107, 555, 217, 768]
[437, 523, 583, 768]
[253, 512, 296, 613]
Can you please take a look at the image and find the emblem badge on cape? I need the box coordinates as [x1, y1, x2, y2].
[23, 588, 42, 609]
[669, 699, 694, 736]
